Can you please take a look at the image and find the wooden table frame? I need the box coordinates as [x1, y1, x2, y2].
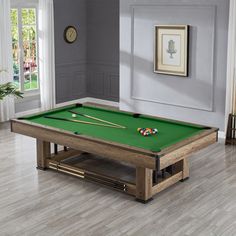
[11, 104, 218, 203]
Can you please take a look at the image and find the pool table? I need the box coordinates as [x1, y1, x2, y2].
[11, 103, 218, 203]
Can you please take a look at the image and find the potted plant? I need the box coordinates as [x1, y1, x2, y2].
[0, 69, 23, 100]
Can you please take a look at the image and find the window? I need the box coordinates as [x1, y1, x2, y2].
[11, 6, 39, 93]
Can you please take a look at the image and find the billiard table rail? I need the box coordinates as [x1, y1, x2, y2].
[11, 118, 218, 169]
[11, 119, 157, 169]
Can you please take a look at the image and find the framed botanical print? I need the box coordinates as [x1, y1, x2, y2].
[154, 25, 189, 77]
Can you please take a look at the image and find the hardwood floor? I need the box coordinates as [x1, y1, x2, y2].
[1, 122, 236, 236]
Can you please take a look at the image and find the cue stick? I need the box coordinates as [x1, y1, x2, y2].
[68, 110, 126, 129]
[44, 116, 125, 129]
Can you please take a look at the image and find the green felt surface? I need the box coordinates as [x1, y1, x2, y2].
[22, 105, 206, 152]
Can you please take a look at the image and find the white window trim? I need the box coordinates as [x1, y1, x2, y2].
[11, 0, 40, 97]
[11, 0, 39, 8]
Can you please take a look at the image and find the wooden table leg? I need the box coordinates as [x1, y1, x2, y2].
[181, 156, 189, 182]
[37, 140, 51, 170]
[136, 167, 153, 203]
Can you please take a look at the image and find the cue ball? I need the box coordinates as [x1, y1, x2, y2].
[72, 114, 77, 118]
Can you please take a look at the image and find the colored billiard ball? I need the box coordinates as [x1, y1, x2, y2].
[137, 127, 158, 137]
[152, 128, 158, 134]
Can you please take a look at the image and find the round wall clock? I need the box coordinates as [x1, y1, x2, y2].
[64, 26, 77, 44]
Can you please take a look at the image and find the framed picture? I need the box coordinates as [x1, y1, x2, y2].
[154, 25, 189, 77]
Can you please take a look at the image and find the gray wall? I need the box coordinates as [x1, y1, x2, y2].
[54, 0, 119, 104]
[87, 0, 119, 101]
[54, 0, 87, 104]
[120, 0, 229, 130]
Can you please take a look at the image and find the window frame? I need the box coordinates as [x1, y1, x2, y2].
[11, 0, 40, 97]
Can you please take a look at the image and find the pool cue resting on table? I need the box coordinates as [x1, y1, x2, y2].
[68, 110, 126, 129]
[44, 116, 126, 129]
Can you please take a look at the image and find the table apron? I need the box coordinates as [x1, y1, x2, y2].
[159, 132, 217, 170]
[11, 120, 156, 169]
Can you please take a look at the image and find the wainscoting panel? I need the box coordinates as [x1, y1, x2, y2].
[55, 61, 86, 104]
[131, 4, 216, 111]
[87, 71, 105, 96]
[87, 62, 119, 102]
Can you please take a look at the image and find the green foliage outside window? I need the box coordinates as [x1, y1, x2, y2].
[11, 8, 39, 91]
[13, 62, 19, 75]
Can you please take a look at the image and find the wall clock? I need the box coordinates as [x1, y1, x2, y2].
[64, 26, 77, 44]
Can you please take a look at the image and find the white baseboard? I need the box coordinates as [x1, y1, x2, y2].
[54, 98, 88, 108]
[55, 97, 119, 108]
[218, 131, 225, 139]
[83, 97, 119, 107]
[14, 98, 119, 118]
[15, 108, 41, 118]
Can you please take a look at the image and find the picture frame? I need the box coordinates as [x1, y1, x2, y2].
[154, 25, 189, 77]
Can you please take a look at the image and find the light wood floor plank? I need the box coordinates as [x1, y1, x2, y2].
[1, 122, 236, 235]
